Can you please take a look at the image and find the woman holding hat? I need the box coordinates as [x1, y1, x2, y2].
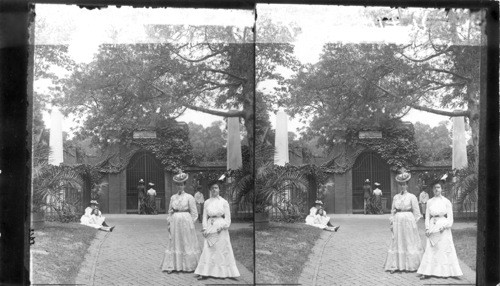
[161, 171, 201, 273]
[305, 200, 339, 232]
[195, 181, 240, 280]
[80, 200, 114, 232]
[384, 169, 423, 273]
[417, 181, 462, 279]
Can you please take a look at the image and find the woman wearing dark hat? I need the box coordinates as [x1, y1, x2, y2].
[363, 179, 373, 214]
[384, 169, 423, 273]
[305, 200, 339, 232]
[195, 181, 240, 280]
[137, 179, 146, 214]
[161, 171, 201, 273]
[417, 181, 462, 279]
[144, 182, 157, 215]
[80, 200, 114, 232]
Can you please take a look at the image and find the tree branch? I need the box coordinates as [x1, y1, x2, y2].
[409, 104, 470, 117]
[203, 68, 247, 82]
[358, 74, 470, 117]
[183, 104, 244, 117]
[172, 49, 223, 63]
[423, 78, 466, 88]
[426, 68, 471, 81]
[117, 54, 245, 119]
[133, 71, 245, 118]
[398, 47, 451, 63]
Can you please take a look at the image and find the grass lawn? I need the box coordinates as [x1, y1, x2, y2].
[31, 221, 98, 285]
[230, 227, 254, 273]
[452, 227, 477, 271]
[255, 222, 324, 285]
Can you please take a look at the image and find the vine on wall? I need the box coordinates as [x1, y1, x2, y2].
[346, 125, 420, 170]
[121, 126, 195, 172]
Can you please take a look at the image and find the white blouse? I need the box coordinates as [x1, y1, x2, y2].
[390, 191, 421, 222]
[425, 195, 453, 231]
[202, 196, 231, 231]
[167, 192, 198, 222]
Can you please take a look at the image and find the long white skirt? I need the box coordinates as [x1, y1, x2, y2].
[417, 219, 463, 277]
[195, 218, 240, 278]
[305, 214, 330, 229]
[384, 212, 423, 271]
[80, 215, 105, 229]
[160, 212, 201, 272]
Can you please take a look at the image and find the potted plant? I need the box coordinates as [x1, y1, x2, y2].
[31, 183, 47, 230]
[32, 164, 83, 226]
[31, 140, 51, 230]
[233, 141, 308, 228]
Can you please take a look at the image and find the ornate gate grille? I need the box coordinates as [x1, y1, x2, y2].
[126, 152, 165, 213]
[352, 152, 391, 213]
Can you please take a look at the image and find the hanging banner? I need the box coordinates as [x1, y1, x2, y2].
[226, 117, 243, 170]
[48, 107, 64, 166]
[274, 110, 289, 166]
[452, 116, 468, 170]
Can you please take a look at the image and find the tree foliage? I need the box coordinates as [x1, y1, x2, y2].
[414, 121, 452, 163]
[284, 9, 482, 165]
[188, 121, 226, 163]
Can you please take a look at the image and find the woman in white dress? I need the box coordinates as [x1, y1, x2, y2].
[195, 181, 240, 280]
[417, 181, 463, 279]
[305, 200, 339, 232]
[384, 170, 423, 273]
[80, 200, 114, 232]
[160, 172, 201, 273]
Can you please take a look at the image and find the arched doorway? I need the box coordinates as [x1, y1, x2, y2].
[126, 151, 165, 213]
[352, 151, 391, 213]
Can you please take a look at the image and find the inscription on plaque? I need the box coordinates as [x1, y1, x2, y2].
[358, 131, 382, 139]
[133, 131, 157, 139]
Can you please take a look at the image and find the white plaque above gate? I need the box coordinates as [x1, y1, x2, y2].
[133, 130, 157, 139]
[358, 131, 382, 139]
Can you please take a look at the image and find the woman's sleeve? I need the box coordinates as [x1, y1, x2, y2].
[389, 197, 396, 224]
[309, 207, 316, 216]
[202, 201, 208, 230]
[223, 200, 231, 229]
[445, 199, 454, 229]
[425, 200, 430, 230]
[84, 207, 92, 216]
[188, 196, 198, 222]
[166, 196, 173, 222]
[411, 195, 422, 222]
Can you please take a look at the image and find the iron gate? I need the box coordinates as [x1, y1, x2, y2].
[126, 152, 165, 213]
[352, 152, 391, 213]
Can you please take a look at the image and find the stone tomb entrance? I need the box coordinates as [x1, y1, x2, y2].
[351, 151, 391, 213]
[126, 151, 165, 213]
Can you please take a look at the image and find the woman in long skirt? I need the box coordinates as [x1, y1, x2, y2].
[160, 172, 201, 273]
[195, 181, 240, 280]
[417, 181, 463, 279]
[144, 182, 157, 215]
[372, 182, 384, 214]
[384, 169, 424, 273]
